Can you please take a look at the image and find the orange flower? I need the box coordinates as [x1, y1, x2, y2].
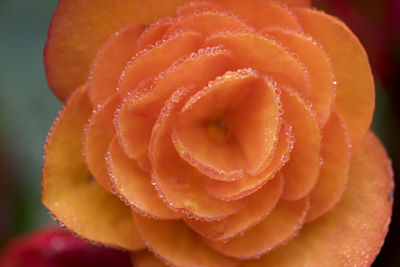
[42, 0, 394, 266]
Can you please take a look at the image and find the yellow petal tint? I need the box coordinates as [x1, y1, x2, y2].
[107, 137, 180, 220]
[173, 69, 281, 181]
[132, 213, 240, 267]
[42, 85, 144, 251]
[186, 174, 283, 242]
[306, 112, 350, 222]
[205, 197, 309, 260]
[84, 94, 119, 192]
[263, 27, 335, 127]
[244, 132, 393, 266]
[205, 32, 311, 97]
[280, 88, 321, 200]
[205, 122, 294, 201]
[131, 250, 165, 267]
[88, 23, 143, 106]
[150, 87, 248, 221]
[293, 8, 375, 156]
[117, 46, 233, 172]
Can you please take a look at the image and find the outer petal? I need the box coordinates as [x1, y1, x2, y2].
[306, 112, 350, 222]
[205, 197, 309, 260]
[211, 0, 311, 8]
[136, 18, 174, 52]
[44, 0, 310, 102]
[205, 32, 311, 98]
[44, 0, 140, 101]
[262, 28, 335, 127]
[244, 132, 394, 266]
[207, 0, 302, 30]
[107, 137, 180, 220]
[273, 0, 311, 6]
[88, 23, 143, 106]
[292, 8, 375, 156]
[130, 250, 166, 267]
[186, 174, 283, 242]
[132, 213, 240, 267]
[166, 10, 253, 36]
[84, 94, 120, 192]
[41, 85, 144, 251]
[280, 88, 321, 200]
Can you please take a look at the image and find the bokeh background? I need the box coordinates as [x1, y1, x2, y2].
[0, 0, 398, 266]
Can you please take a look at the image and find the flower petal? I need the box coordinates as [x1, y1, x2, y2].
[173, 69, 281, 181]
[205, 122, 294, 200]
[177, 1, 225, 16]
[211, 0, 311, 8]
[166, 9, 253, 36]
[84, 94, 120, 192]
[186, 173, 283, 242]
[130, 250, 165, 267]
[243, 132, 394, 266]
[42, 85, 144, 251]
[44, 0, 145, 101]
[210, 0, 302, 30]
[263, 28, 335, 127]
[118, 29, 203, 96]
[280, 87, 321, 200]
[306, 112, 350, 222]
[150, 87, 248, 221]
[274, 0, 311, 7]
[205, 197, 309, 260]
[107, 137, 180, 220]
[117, 46, 233, 172]
[292, 8, 375, 156]
[205, 32, 311, 97]
[136, 18, 174, 52]
[44, 0, 310, 102]
[88, 24, 143, 106]
[132, 213, 240, 267]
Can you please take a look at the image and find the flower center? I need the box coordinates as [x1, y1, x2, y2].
[206, 115, 232, 144]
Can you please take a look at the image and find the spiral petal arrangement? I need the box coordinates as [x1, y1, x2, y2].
[42, 0, 394, 266]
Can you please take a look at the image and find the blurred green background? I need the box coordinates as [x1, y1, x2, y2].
[0, 0, 60, 243]
[0, 0, 398, 266]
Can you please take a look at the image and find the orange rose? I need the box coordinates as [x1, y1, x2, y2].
[42, 0, 394, 266]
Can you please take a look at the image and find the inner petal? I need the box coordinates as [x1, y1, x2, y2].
[149, 87, 248, 221]
[172, 69, 281, 181]
[117, 29, 203, 96]
[205, 31, 311, 98]
[115, 46, 234, 172]
[204, 121, 294, 201]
